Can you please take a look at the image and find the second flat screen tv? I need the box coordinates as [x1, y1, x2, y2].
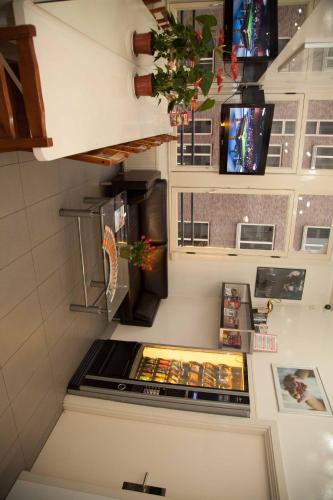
[219, 103, 274, 175]
[224, 0, 278, 61]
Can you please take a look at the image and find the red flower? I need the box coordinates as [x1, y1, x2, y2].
[231, 45, 237, 61]
[129, 237, 157, 271]
[191, 99, 197, 111]
[194, 76, 201, 88]
[195, 30, 202, 41]
[231, 45, 237, 81]
[231, 62, 237, 81]
[217, 67, 223, 93]
[217, 29, 224, 47]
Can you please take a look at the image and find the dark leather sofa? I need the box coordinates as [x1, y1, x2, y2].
[102, 169, 168, 327]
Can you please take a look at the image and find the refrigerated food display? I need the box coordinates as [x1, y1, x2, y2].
[68, 340, 250, 417]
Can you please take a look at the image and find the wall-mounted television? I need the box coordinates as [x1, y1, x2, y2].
[219, 103, 275, 175]
[224, 0, 278, 61]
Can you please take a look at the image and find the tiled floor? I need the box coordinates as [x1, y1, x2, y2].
[0, 151, 120, 498]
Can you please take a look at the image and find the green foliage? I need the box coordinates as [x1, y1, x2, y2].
[151, 11, 218, 64]
[153, 65, 196, 112]
[195, 14, 217, 28]
[196, 98, 215, 112]
[149, 10, 221, 113]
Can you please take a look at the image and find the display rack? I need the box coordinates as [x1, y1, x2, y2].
[219, 282, 255, 353]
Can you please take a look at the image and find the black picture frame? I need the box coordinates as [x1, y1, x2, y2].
[219, 103, 274, 175]
[223, 0, 278, 62]
[255, 267, 306, 300]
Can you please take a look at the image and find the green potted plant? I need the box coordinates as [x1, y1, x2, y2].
[133, 12, 217, 64]
[133, 12, 238, 115]
[119, 236, 156, 271]
[134, 63, 215, 112]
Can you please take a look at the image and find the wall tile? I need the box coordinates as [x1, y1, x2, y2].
[19, 160, 60, 207]
[0, 407, 17, 464]
[11, 356, 54, 433]
[0, 291, 42, 368]
[0, 370, 9, 417]
[48, 323, 81, 405]
[26, 196, 59, 248]
[19, 388, 61, 469]
[0, 210, 31, 270]
[0, 152, 18, 167]
[0, 441, 25, 500]
[59, 251, 82, 296]
[2, 325, 47, 401]
[0, 165, 25, 219]
[58, 159, 86, 191]
[0, 253, 37, 320]
[32, 224, 75, 285]
[37, 270, 65, 320]
[44, 292, 77, 350]
[52, 192, 74, 232]
[17, 151, 35, 163]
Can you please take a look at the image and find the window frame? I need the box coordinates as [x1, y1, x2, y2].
[271, 119, 296, 136]
[305, 120, 333, 136]
[236, 223, 276, 250]
[310, 145, 333, 170]
[170, 187, 294, 258]
[177, 220, 210, 246]
[265, 93, 304, 174]
[301, 225, 331, 253]
[177, 142, 212, 167]
[267, 144, 283, 168]
[182, 118, 212, 136]
[322, 47, 333, 71]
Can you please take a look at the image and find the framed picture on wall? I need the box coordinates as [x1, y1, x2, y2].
[272, 365, 332, 416]
[254, 267, 306, 300]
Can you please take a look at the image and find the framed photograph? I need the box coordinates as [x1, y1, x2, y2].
[255, 267, 306, 300]
[272, 365, 332, 416]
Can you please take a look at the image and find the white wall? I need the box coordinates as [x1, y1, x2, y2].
[111, 256, 333, 348]
[109, 257, 333, 500]
[167, 257, 333, 307]
[253, 306, 333, 500]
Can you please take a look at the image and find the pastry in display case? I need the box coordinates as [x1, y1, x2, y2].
[220, 282, 255, 353]
[68, 340, 251, 417]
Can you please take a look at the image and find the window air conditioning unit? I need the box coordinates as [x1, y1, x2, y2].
[301, 226, 330, 253]
[236, 223, 275, 250]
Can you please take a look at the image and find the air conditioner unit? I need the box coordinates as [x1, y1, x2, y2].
[301, 226, 330, 253]
[236, 223, 275, 250]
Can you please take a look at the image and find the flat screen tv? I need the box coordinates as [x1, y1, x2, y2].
[224, 0, 278, 61]
[219, 103, 275, 175]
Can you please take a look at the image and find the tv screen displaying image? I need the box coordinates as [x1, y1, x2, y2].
[224, 0, 278, 61]
[219, 103, 274, 175]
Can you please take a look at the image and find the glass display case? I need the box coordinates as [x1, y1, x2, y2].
[68, 340, 250, 417]
[219, 282, 255, 353]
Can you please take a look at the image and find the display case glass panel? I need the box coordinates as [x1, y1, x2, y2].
[132, 346, 246, 391]
[219, 282, 254, 353]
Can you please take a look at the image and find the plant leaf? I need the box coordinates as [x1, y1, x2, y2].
[195, 15, 217, 28]
[199, 70, 214, 96]
[196, 98, 215, 112]
[168, 99, 177, 113]
[201, 24, 215, 53]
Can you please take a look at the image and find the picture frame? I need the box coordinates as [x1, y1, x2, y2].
[255, 267, 306, 300]
[272, 364, 332, 416]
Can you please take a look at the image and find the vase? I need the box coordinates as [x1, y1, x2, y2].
[118, 245, 133, 260]
[133, 32, 153, 56]
[134, 74, 153, 98]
